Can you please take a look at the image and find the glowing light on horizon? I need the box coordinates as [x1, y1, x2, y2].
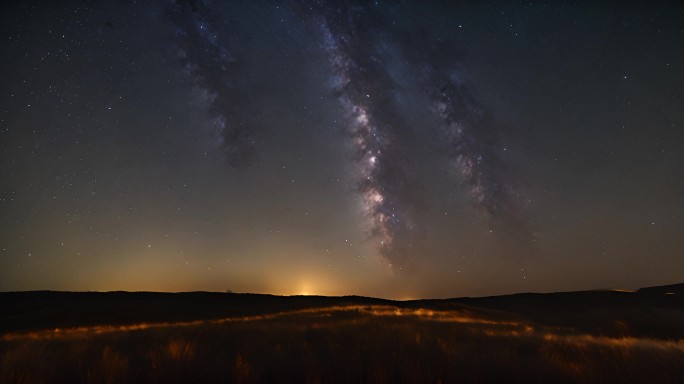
[298, 283, 312, 296]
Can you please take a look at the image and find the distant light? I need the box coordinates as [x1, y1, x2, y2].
[298, 282, 313, 296]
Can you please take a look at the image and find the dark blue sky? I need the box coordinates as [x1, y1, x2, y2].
[1, 1, 682, 298]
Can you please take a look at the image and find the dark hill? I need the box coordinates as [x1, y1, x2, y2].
[1, 284, 682, 338]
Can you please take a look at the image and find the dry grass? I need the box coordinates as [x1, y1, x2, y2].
[2, 305, 683, 383]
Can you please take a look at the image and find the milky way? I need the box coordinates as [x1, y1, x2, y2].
[422, 65, 531, 246]
[167, 0, 256, 168]
[309, 3, 424, 268]
[299, 1, 530, 265]
[168, 0, 530, 267]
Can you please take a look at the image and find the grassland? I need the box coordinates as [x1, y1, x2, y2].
[1, 286, 683, 383]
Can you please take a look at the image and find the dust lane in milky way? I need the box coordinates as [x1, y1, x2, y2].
[300, 1, 532, 268]
[314, 7, 422, 268]
[168, 0, 257, 168]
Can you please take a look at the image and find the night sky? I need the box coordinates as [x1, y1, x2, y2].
[1, 1, 683, 299]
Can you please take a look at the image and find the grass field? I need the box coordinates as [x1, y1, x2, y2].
[2, 289, 684, 383]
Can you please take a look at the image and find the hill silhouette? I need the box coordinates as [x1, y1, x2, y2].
[2, 284, 683, 337]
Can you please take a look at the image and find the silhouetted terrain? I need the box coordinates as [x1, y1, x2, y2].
[1, 284, 683, 383]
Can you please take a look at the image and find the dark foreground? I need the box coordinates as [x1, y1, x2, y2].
[1, 284, 683, 383]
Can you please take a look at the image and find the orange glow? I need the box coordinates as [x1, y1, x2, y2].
[298, 282, 313, 296]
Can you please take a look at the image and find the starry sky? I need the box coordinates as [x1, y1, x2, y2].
[1, 0, 683, 299]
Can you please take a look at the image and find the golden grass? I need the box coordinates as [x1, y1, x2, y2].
[2, 305, 683, 383]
